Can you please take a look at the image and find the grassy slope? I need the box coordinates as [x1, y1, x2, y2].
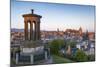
[52, 55, 74, 64]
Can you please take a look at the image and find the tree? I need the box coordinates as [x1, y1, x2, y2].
[66, 40, 77, 48]
[74, 50, 88, 62]
[49, 39, 65, 55]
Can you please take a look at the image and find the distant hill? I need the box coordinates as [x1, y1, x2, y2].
[11, 28, 59, 32]
[11, 28, 46, 32]
[11, 28, 24, 32]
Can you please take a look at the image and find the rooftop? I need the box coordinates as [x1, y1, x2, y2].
[22, 9, 42, 18]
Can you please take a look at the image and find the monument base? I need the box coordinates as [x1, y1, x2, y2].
[15, 40, 50, 65]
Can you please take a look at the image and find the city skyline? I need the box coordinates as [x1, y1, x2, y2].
[11, 0, 95, 32]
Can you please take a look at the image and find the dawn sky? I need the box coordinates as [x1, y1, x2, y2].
[11, 0, 95, 32]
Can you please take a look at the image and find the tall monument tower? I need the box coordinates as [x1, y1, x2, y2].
[23, 9, 42, 41]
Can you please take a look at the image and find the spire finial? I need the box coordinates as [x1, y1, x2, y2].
[31, 9, 34, 14]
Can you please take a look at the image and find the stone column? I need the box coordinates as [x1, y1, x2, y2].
[48, 48, 50, 58]
[30, 22, 33, 40]
[24, 21, 28, 40]
[35, 21, 40, 40]
[35, 22, 38, 41]
[45, 51, 48, 60]
[16, 53, 19, 64]
[30, 54, 34, 64]
[38, 21, 40, 40]
[34, 22, 36, 40]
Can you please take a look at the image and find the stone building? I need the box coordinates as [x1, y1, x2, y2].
[65, 27, 83, 37]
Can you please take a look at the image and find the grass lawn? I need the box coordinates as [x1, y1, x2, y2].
[52, 55, 74, 64]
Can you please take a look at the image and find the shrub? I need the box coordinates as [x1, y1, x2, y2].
[73, 50, 88, 62]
